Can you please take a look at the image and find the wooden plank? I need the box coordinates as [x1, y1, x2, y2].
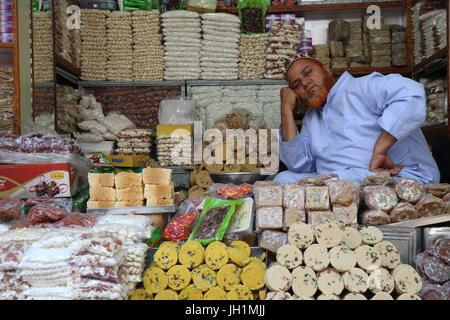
[0, 43, 13, 48]
[218, 1, 407, 14]
[385, 214, 450, 228]
[413, 47, 447, 73]
[12, 0, 20, 135]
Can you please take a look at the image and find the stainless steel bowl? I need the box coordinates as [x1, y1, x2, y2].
[209, 172, 277, 185]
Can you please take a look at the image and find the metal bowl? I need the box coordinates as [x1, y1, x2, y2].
[209, 172, 277, 185]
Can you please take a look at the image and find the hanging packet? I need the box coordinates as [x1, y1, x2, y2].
[187, 197, 243, 246]
[237, 0, 267, 34]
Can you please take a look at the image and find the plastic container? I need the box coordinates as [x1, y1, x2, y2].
[225, 197, 254, 235]
[79, 0, 118, 10]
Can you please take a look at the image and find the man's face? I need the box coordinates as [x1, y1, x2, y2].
[287, 59, 335, 108]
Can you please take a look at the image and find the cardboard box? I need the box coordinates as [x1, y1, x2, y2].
[106, 155, 150, 167]
[0, 163, 78, 198]
[156, 124, 194, 137]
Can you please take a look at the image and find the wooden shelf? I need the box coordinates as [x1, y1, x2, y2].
[217, 1, 406, 13]
[385, 214, 450, 228]
[413, 47, 447, 75]
[333, 65, 412, 75]
[0, 43, 13, 49]
[55, 54, 80, 77]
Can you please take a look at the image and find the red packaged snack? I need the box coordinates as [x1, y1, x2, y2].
[0, 199, 24, 219]
[163, 211, 198, 242]
[212, 184, 253, 200]
[54, 213, 97, 228]
[26, 204, 69, 225]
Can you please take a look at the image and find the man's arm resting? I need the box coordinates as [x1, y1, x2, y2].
[369, 129, 403, 174]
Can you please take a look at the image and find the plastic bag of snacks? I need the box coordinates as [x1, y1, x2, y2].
[187, 0, 217, 13]
[157, 0, 183, 13]
[210, 183, 253, 200]
[163, 211, 199, 242]
[238, 0, 267, 34]
[187, 197, 243, 245]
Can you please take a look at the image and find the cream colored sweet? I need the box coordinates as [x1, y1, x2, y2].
[317, 267, 344, 296]
[291, 266, 318, 298]
[304, 244, 330, 272]
[264, 265, 292, 292]
[371, 292, 393, 300]
[394, 268, 423, 295]
[276, 244, 303, 269]
[391, 264, 416, 279]
[342, 267, 369, 294]
[264, 291, 293, 300]
[317, 294, 340, 300]
[343, 293, 367, 300]
[315, 222, 342, 248]
[287, 222, 314, 249]
[355, 245, 382, 270]
[397, 293, 421, 300]
[368, 267, 394, 294]
[342, 227, 362, 249]
[360, 226, 383, 245]
[329, 245, 357, 272]
[374, 241, 401, 269]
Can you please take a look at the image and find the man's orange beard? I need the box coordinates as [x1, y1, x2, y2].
[305, 75, 335, 108]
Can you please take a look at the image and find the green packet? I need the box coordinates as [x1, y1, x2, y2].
[147, 227, 163, 248]
[187, 197, 243, 246]
[237, 0, 267, 34]
[123, 0, 152, 10]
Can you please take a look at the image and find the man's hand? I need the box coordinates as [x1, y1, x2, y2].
[280, 87, 298, 113]
[369, 151, 403, 176]
[370, 129, 403, 176]
[280, 87, 300, 142]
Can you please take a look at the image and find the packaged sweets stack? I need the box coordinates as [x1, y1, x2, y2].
[106, 11, 133, 81]
[132, 240, 267, 300]
[390, 25, 407, 67]
[415, 236, 449, 300]
[313, 44, 331, 68]
[80, 9, 108, 81]
[265, 223, 422, 300]
[264, 21, 302, 79]
[54, 0, 73, 64]
[157, 134, 192, 167]
[360, 173, 447, 225]
[0, 242, 30, 300]
[131, 10, 164, 81]
[0, 65, 14, 134]
[412, 1, 424, 64]
[32, 11, 54, 83]
[114, 172, 144, 208]
[418, 9, 447, 59]
[343, 20, 367, 68]
[368, 24, 392, 68]
[161, 10, 202, 80]
[200, 13, 241, 80]
[420, 78, 447, 126]
[142, 167, 174, 206]
[114, 128, 152, 156]
[239, 33, 269, 79]
[56, 85, 79, 134]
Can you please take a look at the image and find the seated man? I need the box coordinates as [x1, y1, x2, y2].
[275, 52, 440, 185]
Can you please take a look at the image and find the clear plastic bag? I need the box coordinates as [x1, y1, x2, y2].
[0, 242, 29, 271]
[0, 199, 25, 220]
[26, 204, 70, 225]
[209, 183, 253, 200]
